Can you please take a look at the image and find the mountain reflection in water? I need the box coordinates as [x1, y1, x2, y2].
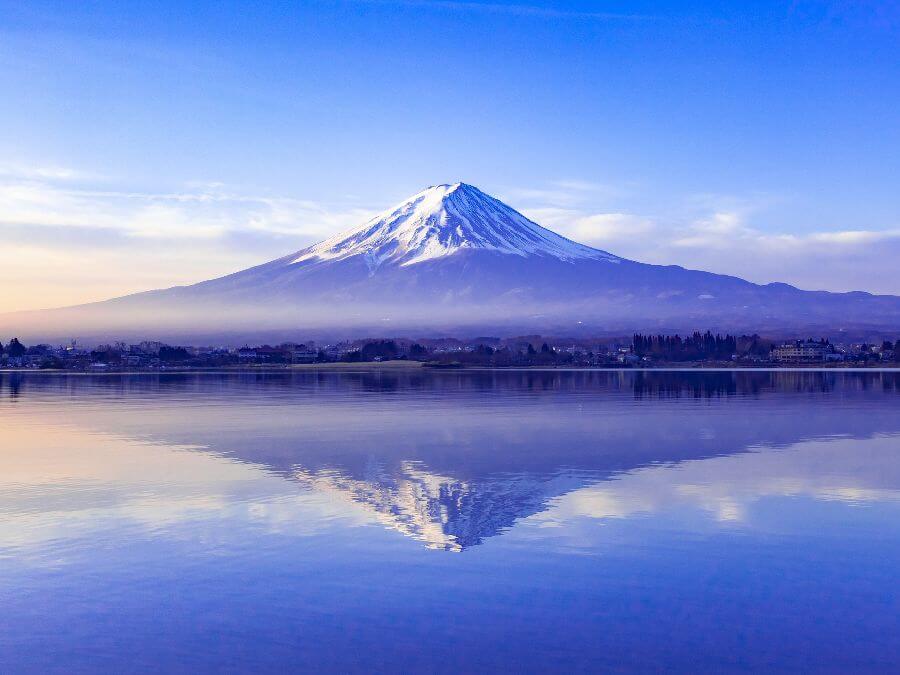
[3, 370, 899, 552]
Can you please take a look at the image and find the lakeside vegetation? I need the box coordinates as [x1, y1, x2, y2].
[2, 333, 899, 371]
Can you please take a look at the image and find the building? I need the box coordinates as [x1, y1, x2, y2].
[771, 340, 832, 363]
[292, 347, 318, 364]
[123, 354, 148, 367]
[237, 347, 258, 362]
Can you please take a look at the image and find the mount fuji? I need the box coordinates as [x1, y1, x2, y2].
[7, 182, 900, 339]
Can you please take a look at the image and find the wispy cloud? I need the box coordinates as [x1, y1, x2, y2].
[0, 163, 95, 181]
[524, 208, 655, 245]
[342, 0, 651, 21]
[0, 172, 373, 242]
[535, 198, 900, 295]
[510, 180, 900, 295]
[788, 0, 900, 30]
[501, 179, 631, 209]
[0, 167, 376, 311]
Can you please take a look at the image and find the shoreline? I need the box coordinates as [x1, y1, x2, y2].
[2, 362, 900, 375]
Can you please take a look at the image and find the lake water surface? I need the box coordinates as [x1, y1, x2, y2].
[1, 370, 899, 672]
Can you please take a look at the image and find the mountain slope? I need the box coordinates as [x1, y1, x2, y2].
[5, 182, 900, 339]
[293, 182, 620, 268]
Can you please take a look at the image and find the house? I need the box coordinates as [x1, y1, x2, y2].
[22, 354, 46, 368]
[256, 346, 291, 363]
[237, 347, 258, 362]
[771, 340, 832, 363]
[322, 344, 343, 359]
[292, 347, 318, 364]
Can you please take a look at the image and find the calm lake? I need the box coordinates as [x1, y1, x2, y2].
[1, 370, 899, 673]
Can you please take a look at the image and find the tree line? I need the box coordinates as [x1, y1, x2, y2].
[632, 332, 768, 361]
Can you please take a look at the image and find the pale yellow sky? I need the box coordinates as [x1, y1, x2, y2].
[0, 242, 257, 313]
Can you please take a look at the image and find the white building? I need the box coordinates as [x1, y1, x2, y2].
[771, 340, 831, 363]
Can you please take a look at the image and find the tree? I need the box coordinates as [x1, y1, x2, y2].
[361, 340, 398, 361]
[476, 344, 495, 356]
[6, 338, 26, 358]
[159, 345, 190, 361]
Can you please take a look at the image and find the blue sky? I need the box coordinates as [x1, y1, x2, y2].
[1, 0, 898, 311]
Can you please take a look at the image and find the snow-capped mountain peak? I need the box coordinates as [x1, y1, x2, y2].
[290, 182, 619, 269]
